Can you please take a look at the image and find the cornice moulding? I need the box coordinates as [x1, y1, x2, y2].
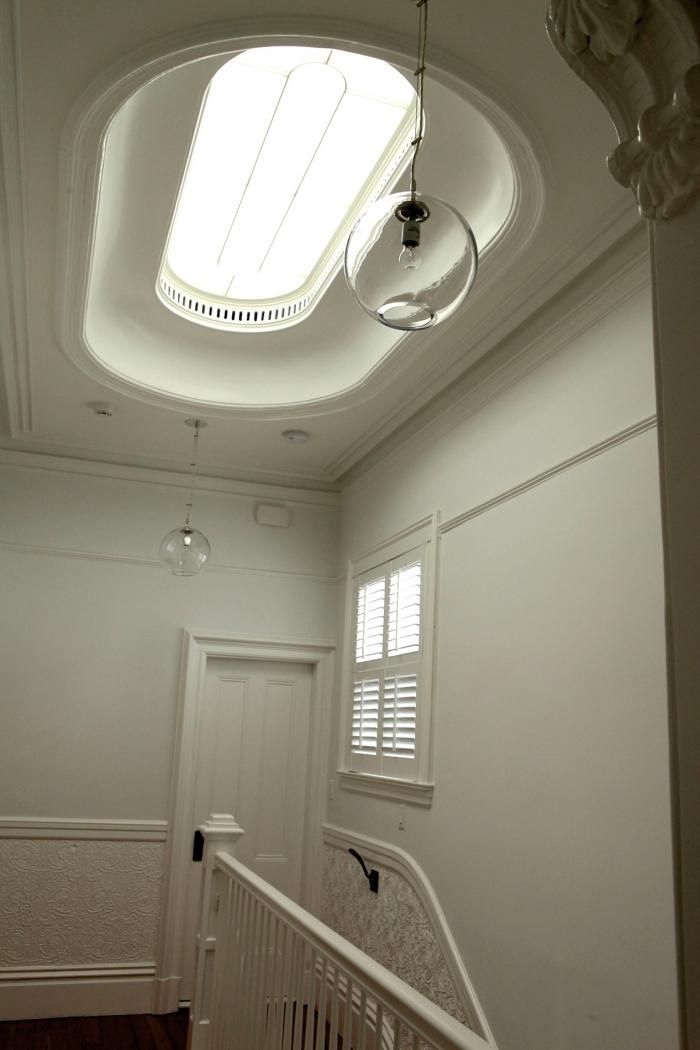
[339, 223, 649, 488]
[0, 447, 340, 505]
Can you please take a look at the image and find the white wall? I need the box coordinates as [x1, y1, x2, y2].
[0, 461, 337, 1011]
[327, 284, 680, 1050]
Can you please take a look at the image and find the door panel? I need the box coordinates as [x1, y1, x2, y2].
[181, 657, 312, 999]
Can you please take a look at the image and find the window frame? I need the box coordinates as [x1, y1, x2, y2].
[337, 513, 439, 806]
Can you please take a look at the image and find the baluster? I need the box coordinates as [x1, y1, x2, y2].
[277, 923, 293, 1050]
[314, 957, 328, 1050]
[291, 938, 309, 1050]
[302, 948, 318, 1050]
[282, 930, 301, 1050]
[250, 904, 271, 1050]
[342, 974, 353, 1050]
[267, 913, 285, 1050]
[208, 877, 231, 1050]
[374, 1003, 384, 1050]
[240, 894, 260, 1050]
[327, 961, 340, 1050]
[357, 989, 368, 1050]
[392, 1011, 401, 1050]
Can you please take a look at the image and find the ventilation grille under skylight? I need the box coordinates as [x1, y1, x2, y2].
[157, 46, 416, 333]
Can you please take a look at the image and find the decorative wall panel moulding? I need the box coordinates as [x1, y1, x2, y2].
[0, 817, 168, 841]
[0, 538, 337, 586]
[439, 415, 657, 535]
[0, 837, 163, 969]
[322, 825, 495, 1046]
[546, 0, 700, 218]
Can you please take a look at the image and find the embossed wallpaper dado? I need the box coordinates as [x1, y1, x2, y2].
[0, 839, 164, 967]
[321, 844, 474, 1031]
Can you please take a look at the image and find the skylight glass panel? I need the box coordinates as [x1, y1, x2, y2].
[158, 47, 416, 331]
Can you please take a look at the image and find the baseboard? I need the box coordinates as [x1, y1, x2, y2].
[0, 965, 157, 1020]
[152, 975, 182, 1015]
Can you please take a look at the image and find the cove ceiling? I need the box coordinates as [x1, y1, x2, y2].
[0, 0, 640, 487]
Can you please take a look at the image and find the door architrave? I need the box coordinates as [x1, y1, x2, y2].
[154, 629, 335, 1013]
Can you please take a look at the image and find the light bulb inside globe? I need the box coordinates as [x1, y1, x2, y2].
[159, 525, 210, 576]
[398, 244, 422, 270]
[345, 192, 477, 331]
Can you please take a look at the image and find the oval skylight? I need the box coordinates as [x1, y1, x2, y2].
[157, 47, 417, 332]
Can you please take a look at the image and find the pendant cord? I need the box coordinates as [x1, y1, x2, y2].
[409, 0, 428, 197]
[184, 420, 200, 527]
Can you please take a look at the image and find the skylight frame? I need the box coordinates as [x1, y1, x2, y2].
[156, 46, 417, 333]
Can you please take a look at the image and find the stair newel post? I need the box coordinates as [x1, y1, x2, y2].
[188, 813, 245, 1050]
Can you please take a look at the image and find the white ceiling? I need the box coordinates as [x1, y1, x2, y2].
[0, 0, 639, 490]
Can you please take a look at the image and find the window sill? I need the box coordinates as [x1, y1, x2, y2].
[337, 771, 434, 807]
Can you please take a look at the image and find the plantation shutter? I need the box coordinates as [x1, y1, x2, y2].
[349, 553, 423, 776]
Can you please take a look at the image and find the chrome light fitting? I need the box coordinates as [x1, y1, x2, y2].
[344, 0, 478, 330]
[159, 419, 211, 576]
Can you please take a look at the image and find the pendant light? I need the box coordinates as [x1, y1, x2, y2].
[159, 419, 211, 576]
[344, 0, 478, 330]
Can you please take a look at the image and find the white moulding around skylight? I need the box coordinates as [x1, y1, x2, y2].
[157, 46, 417, 333]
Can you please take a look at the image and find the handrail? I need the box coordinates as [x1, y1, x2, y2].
[213, 849, 492, 1050]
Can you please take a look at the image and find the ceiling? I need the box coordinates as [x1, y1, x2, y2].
[0, 0, 640, 490]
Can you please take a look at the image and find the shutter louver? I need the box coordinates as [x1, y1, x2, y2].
[349, 548, 424, 776]
[355, 577, 386, 663]
[351, 679, 380, 754]
[388, 562, 421, 655]
[382, 674, 418, 758]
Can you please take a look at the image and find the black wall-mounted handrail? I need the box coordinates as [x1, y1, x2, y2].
[348, 848, 379, 893]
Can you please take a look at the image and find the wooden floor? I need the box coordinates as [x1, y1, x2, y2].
[0, 1010, 189, 1050]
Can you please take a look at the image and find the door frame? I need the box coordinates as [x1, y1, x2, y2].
[154, 629, 335, 1013]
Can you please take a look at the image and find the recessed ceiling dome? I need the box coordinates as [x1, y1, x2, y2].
[64, 34, 530, 415]
[159, 47, 417, 332]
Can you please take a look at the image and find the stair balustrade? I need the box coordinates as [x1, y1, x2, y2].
[189, 814, 491, 1050]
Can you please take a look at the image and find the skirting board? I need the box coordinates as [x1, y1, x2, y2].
[0, 966, 156, 1020]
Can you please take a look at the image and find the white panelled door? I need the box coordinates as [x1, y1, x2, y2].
[181, 657, 313, 1000]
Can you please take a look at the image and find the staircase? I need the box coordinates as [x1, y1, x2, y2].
[190, 815, 492, 1050]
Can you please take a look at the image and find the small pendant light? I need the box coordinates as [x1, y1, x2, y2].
[159, 419, 211, 576]
[345, 0, 478, 330]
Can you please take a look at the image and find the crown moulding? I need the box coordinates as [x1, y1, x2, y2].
[546, 0, 700, 220]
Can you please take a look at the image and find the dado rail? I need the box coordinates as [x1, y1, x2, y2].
[189, 815, 491, 1050]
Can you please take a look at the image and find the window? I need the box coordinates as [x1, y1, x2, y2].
[339, 516, 437, 805]
[157, 46, 416, 332]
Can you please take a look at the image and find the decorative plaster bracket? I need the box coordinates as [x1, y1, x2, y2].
[545, 0, 700, 219]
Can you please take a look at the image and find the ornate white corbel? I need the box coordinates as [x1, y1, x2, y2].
[548, 0, 645, 63]
[545, 0, 700, 219]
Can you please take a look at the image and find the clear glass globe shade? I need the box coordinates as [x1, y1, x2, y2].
[159, 525, 211, 576]
[344, 192, 478, 331]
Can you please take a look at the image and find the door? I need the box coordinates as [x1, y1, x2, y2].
[180, 657, 313, 1000]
